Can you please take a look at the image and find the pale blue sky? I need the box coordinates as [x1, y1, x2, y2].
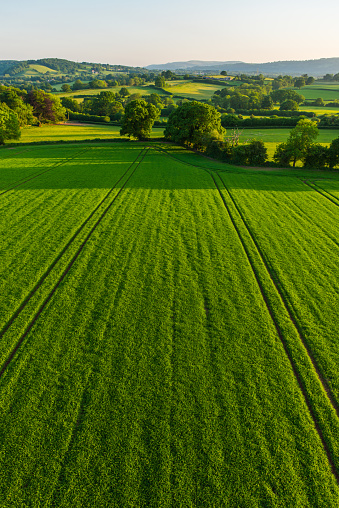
[2, 0, 339, 66]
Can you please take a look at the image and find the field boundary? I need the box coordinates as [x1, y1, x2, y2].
[0, 146, 150, 380]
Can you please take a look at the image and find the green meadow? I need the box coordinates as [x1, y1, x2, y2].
[14, 124, 164, 143]
[0, 141, 338, 506]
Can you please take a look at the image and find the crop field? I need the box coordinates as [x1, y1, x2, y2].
[287, 84, 339, 101]
[12, 123, 165, 144]
[0, 142, 338, 506]
[164, 81, 228, 100]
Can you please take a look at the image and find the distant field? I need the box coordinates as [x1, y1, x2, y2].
[287, 84, 339, 101]
[164, 81, 228, 100]
[15, 64, 60, 77]
[299, 105, 339, 115]
[0, 142, 338, 505]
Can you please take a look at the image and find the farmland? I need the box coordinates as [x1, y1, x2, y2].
[0, 141, 338, 505]
[14, 123, 164, 144]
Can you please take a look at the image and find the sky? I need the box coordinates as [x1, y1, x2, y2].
[2, 0, 339, 67]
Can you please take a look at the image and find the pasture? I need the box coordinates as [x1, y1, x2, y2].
[288, 83, 339, 101]
[13, 123, 165, 143]
[0, 142, 338, 506]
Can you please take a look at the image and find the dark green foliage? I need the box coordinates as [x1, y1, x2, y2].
[26, 90, 66, 125]
[261, 95, 274, 109]
[274, 119, 319, 167]
[0, 87, 34, 126]
[328, 137, 339, 168]
[271, 89, 305, 105]
[68, 112, 111, 123]
[0, 103, 21, 144]
[154, 75, 166, 88]
[280, 99, 299, 111]
[231, 139, 268, 166]
[164, 101, 225, 148]
[120, 99, 159, 139]
[61, 97, 81, 113]
[304, 144, 329, 168]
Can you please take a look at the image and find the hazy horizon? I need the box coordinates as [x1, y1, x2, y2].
[2, 0, 339, 67]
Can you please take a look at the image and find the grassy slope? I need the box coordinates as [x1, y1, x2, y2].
[0, 145, 338, 505]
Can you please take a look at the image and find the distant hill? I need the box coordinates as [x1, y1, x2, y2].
[0, 58, 143, 77]
[146, 58, 339, 76]
[146, 60, 242, 71]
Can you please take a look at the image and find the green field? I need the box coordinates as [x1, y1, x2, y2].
[163, 81, 228, 99]
[287, 83, 339, 101]
[11, 123, 164, 143]
[0, 142, 338, 506]
[237, 128, 339, 160]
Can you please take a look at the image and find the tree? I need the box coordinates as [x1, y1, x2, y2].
[0, 88, 34, 126]
[220, 71, 227, 76]
[304, 144, 329, 168]
[61, 84, 72, 93]
[0, 103, 21, 144]
[280, 99, 299, 111]
[271, 89, 304, 105]
[61, 96, 81, 112]
[306, 76, 315, 85]
[164, 101, 225, 149]
[274, 119, 319, 167]
[146, 93, 163, 109]
[294, 77, 306, 89]
[72, 79, 85, 91]
[314, 97, 324, 106]
[119, 87, 130, 97]
[26, 90, 66, 126]
[155, 75, 166, 88]
[261, 95, 274, 109]
[120, 99, 160, 140]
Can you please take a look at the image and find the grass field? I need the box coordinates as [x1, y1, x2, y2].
[0, 142, 338, 506]
[287, 84, 339, 101]
[164, 81, 228, 100]
[11, 123, 165, 143]
[237, 127, 339, 160]
[299, 106, 339, 115]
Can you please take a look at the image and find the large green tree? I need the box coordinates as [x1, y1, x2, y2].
[164, 101, 225, 149]
[0, 88, 34, 126]
[120, 99, 160, 140]
[0, 103, 21, 144]
[274, 119, 319, 167]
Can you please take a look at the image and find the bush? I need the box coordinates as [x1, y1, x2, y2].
[304, 144, 329, 168]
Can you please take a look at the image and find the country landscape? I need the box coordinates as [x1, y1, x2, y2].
[1, 2, 339, 504]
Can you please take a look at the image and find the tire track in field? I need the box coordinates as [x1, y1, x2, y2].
[157, 146, 339, 482]
[214, 172, 339, 482]
[300, 179, 339, 207]
[281, 192, 339, 249]
[0, 146, 91, 197]
[0, 147, 150, 379]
